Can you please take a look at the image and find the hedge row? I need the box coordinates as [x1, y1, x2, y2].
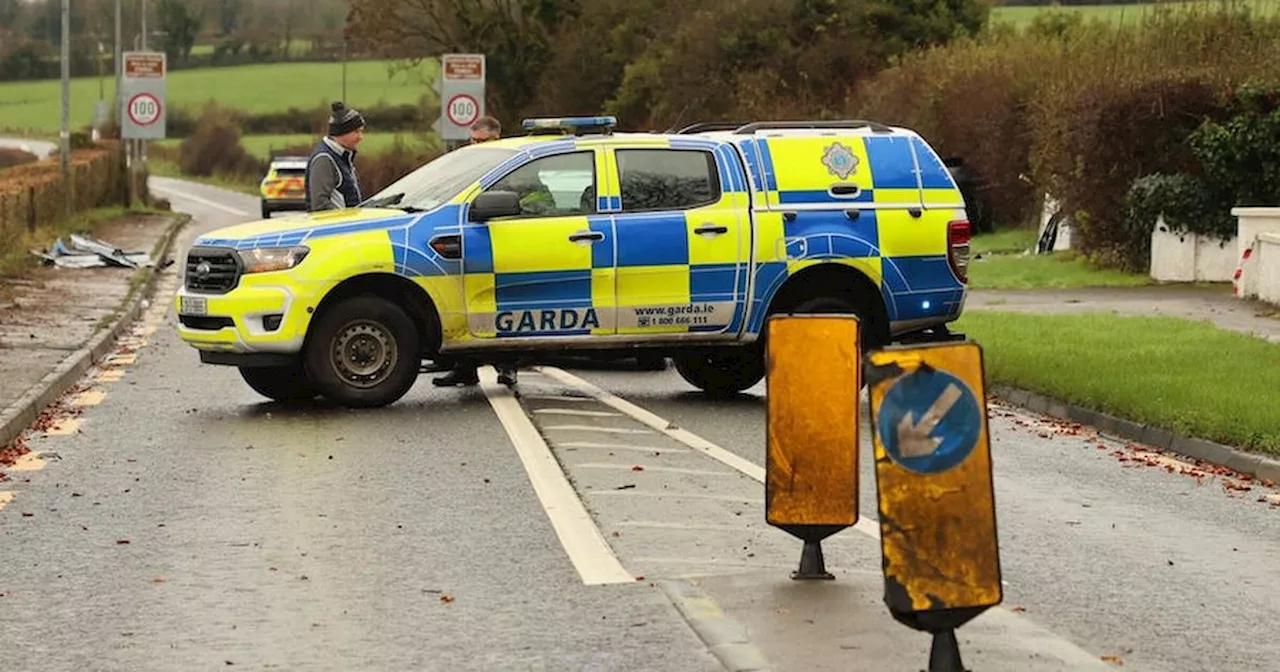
[165, 96, 439, 138]
[852, 6, 1280, 271]
[0, 141, 126, 258]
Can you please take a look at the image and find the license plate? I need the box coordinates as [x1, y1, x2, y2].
[180, 296, 208, 315]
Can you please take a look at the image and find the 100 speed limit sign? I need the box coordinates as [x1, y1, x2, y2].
[128, 93, 162, 126]
[446, 94, 480, 128]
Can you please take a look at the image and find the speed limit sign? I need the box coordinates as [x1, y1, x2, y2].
[128, 93, 162, 126]
[446, 94, 479, 127]
[121, 52, 167, 140]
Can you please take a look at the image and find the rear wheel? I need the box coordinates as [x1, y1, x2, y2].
[238, 364, 319, 403]
[260, 200, 271, 219]
[303, 295, 421, 408]
[789, 295, 884, 352]
[672, 347, 765, 396]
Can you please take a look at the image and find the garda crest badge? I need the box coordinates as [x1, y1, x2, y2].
[822, 142, 859, 180]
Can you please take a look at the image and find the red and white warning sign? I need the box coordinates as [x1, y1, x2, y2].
[446, 94, 480, 128]
[438, 53, 486, 142]
[120, 51, 167, 140]
[128, 93, 162, 127]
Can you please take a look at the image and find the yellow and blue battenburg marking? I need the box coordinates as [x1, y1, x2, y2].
[186, 117, 969, 352]
[735, 132, 966, 333]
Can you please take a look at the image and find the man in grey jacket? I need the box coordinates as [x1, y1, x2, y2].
[305, 101, 367, 212]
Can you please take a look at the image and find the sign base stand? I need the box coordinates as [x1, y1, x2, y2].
[794, 539, 835, 581]
[928, 629, 968, 672]
[778, 524, 844, 581]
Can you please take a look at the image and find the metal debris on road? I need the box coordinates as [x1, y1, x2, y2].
[29, 233, 155, 269]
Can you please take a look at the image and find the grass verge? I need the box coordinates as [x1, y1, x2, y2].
[968, 251, 1152, 289]
[954, 310, 1280, 454]
[972, 227, 1039, 256]
[0, 205, 166, 278]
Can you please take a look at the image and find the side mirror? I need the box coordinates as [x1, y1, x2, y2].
[469, 190, 522, 222]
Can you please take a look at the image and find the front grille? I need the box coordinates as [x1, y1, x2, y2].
[185, 247, 241, 294]
[179, 315, 235, 330]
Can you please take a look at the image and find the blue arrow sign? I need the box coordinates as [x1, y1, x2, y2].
[877, 367, 982, 475]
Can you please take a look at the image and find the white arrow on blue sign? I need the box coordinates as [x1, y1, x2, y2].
[876, 367, 982, 475]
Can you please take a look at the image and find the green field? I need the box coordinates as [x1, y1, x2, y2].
[955, 310, 1280, 454]
[991, 0, 1280, 27]
[155, 131, 440, 159]
[0, 59, 438, 135]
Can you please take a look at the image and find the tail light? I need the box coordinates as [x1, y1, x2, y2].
[947, 219, 971, 284]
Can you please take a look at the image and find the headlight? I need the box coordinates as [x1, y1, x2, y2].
[238, 246, 310, 274]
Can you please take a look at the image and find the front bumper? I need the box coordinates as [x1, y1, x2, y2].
[175, 281, 313, 358]
[262, 198, 307, 212]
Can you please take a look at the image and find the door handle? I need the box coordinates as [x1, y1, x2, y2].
[569, 230, 605, 243]
[694, 223, 729, 235]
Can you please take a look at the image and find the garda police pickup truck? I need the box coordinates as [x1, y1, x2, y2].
[175, 117, 971, 408]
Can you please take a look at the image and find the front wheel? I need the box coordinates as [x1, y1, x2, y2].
[238, 364, 319, 403]
[303, 295, 421, 408]
[672, 348, 765, 396]
[260, 201, 271, 219]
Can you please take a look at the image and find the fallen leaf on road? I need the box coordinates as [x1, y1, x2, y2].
[21, 512, 32, 517]
[631, 465, 644, 471]
[153, 577, 165, 583]
[440, 594, 454, 603]
[1102, 654, 1124, 666]
[634, 575, 645, 581]
[116, 540, 130, 545]
[616, 484, 636, 490]
[1011, 606, 1027, 613]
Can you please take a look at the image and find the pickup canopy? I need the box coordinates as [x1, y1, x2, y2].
[695, 125, 962, 211]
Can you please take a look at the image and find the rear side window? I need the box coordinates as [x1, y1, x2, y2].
[616, 149, 720, 212]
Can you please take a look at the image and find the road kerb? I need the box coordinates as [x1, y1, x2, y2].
[657, 579, 773, 672]
[991, 384, 1280, 484]
[0, 213, 189, 452]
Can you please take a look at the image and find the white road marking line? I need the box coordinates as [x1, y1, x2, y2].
[537, 366, 883, 540]
[521, 395, 597, 402]
[542, 424, 654, 435]
[151, 184, 250, 216]
[559, 441, 688, 455]
[532, 408, 623, 418]
[576, 463, 735, 477]
[538, 368, 1015, 585]
[478, 367, 635, 586]
[584, 490, 760, 504]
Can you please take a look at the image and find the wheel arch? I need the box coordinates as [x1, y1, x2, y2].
[305, 273, 443, 358]
[760, 262, 891, 347]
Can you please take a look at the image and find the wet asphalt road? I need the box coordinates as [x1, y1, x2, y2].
[0, 177, 1277, 672]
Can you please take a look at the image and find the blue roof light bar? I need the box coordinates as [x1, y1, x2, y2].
[521, 116, 618, 136]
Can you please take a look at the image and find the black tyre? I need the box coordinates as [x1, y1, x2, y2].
[303, 295, 421, 408]
[635, 353, 668, 371]
[260, 201, 271, 219]
[238, 363, 320, 403]
[672, 348, 765, 396]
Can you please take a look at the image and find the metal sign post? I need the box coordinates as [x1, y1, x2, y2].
[866, 341, 1002, 672]
[120, 51, 165, 205]
[764, 314, 861, 580]
[436, 54, 486, 142]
